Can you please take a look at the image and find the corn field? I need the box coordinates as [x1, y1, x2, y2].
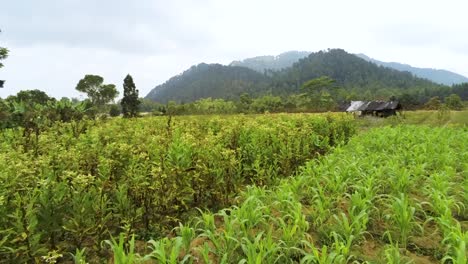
[65, 123, 466, 263]
[0, 113, 356, 263]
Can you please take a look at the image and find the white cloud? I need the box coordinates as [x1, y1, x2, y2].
[1, 0, 468, 98]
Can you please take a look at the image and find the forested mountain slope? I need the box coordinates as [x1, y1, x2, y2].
[146, 49, 453, 103]
[146, 63, 269, 103]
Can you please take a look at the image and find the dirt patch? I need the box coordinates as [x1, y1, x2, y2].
[360, 239, 384, 259]
[190, 237, 217, 264]
[406, 251, 438, 264]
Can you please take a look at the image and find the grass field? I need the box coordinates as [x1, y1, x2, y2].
[355, 110, 468, 129]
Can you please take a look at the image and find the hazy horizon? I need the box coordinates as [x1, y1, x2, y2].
[1, 0, 468, 99]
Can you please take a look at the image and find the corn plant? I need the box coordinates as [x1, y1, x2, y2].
[274, 201, 309, 251]
[213, 209, 241, 258]
[300, 239, 346, 264]
[386, 193, 420, 248]
[384, 243, 412, 264]
[102, 233, 138, 264]
[441, 231, 467, 264]
[332, 211, 368, 244]
[239, 232, 282, 264]
[145, 237, 191, 264]
[230, 195, 269, 236]
[71, 248, 88, 264]
[174, 223, 195, 253]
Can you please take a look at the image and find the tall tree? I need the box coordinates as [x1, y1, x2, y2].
[121, 74, 140, 117]
[301, 76, 338, 111]
[0, 29, 8, 69]
[75, 75, 118, 108]
[0, 29, 9, 88]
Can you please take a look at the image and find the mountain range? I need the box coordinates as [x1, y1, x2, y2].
[145, 49, 467, 103]
[355, 54, 468, 86]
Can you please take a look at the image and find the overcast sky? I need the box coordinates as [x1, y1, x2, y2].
[1, 0, 467, 99]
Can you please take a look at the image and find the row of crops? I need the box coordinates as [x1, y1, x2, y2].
[0, 113, 355, 262]
[96, 125, 466, 263]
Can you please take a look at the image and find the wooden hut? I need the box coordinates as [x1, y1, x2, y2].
[346, 101, 401, 117]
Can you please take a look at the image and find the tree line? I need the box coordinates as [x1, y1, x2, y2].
[0, 74, 140, 132]
[1, 76, 466, 129]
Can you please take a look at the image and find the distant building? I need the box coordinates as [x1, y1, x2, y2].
[345, 101, 402, 117]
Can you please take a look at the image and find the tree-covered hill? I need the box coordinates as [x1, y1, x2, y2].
[145, 63, 269, 103]
[270, 49, 443, 94]
[356, 53, 468, 86]
[229, 51, 310, 72]
[146, 49, 459, 104]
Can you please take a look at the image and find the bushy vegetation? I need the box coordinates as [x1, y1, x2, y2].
[0, 113, 355, 262]
[91, 125, 466, 263]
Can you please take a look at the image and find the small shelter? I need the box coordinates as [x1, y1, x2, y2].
[346, 100, 401, 117]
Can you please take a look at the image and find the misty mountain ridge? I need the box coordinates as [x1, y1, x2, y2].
[355, 53, 468, 86]
[229, 51, 311, 72]
[146, 49, 457, 103]
[231, 51, 468, 86]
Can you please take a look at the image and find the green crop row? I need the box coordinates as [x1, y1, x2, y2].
[0, 113, 355, 262]
[105, 125, 467, 263]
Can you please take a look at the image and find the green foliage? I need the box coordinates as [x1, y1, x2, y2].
[301, 76, 338, 111]
[146, 63, 269, 103]
[192, 97, 237, 114]
[71, 248, 88, 264]
[0, 29, 8, 69]
[121, 74, 140, 118]
[0, 113, 355, 262]
[109, 104, 121, 117]
[137, 125, 467, 263]
[424, 96, 442, 110]
[444, 93, 464, 110]
[250, 95, 283, 113]
[102, 233, 138, 264]
[75, 75, 119, 107]
[6, 89, 55, 106]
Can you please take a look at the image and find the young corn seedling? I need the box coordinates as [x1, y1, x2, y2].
[195, 209, 216, 233]
[300, 239, 346, 264]
[239, 232, 281, 264]
[231, 195, 269, 236]
[384, 243, 412, 264]
[102, 233, 138, 264]
[333, 211, 368, 244]
[387, 193, 421, 248]
[275, 212, 308, 254]
[214, 209, 241, 258]
[174, 222, 195, 253]
[330, 232, 354, 262]
[145, 237, 191, 264]
[309, 185, 333, 228]
[441, 231, 467, 264]
[71, 248, 87, 264]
